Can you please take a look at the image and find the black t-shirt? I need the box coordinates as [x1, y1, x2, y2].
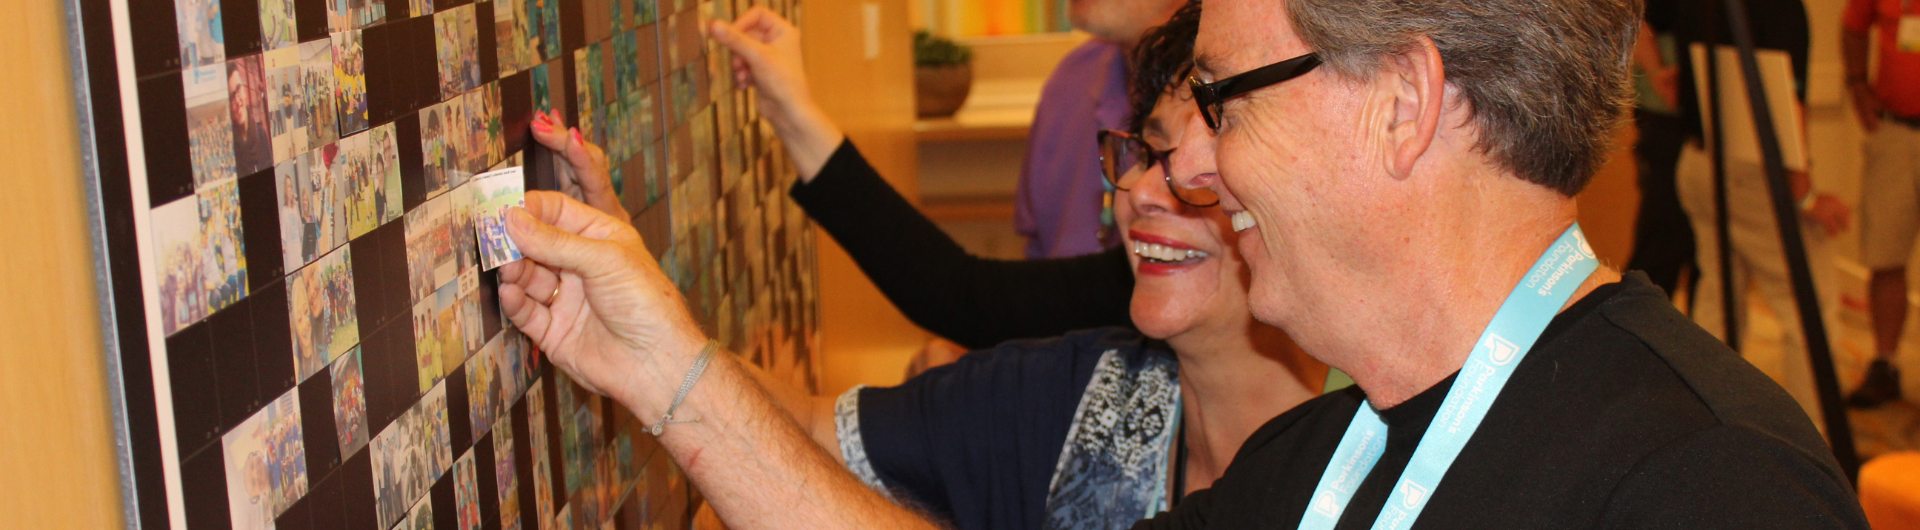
[1133, 273, 1867, 529]
[790, 140, 1134, 349]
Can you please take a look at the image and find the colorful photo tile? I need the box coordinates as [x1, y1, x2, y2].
[413, 280, 464, 391]
[259, 0, 298, 50]
[419, 102, 452, 196]
[185, 64, 237, 189]
[409, 495, 435, 530]
[484, 82, 504, 164]
[220, 389, 308, 530]
[372, 382, 454, 528]
[536, 0, 562, 60]
[331, 345, 370, 457]
[470, 167, 526, 270]
[227, 55, 274, 177]
[421, 382, 454, 477]
[455, 451, 482, 530]
[449, 180, 479, 272]
[443, 92, 474, 187]
[435, 4, 482, 99]
[152, 182, 249, 335]
[633, 0, 656, 25]
[409, 0, 431, 18]
[613, 31, 639, 96]
[332, 133, 375, 238]
[287, 245, 359, 382]
[265, 46, 306, 163]
[174, 0, 226, 69]
[275, 145, 348, 269]
[300, 39, 341, 148]
[494, 420, 522, 530]
[369, 122, 405, 222]
[462, 87, 490, 174]
[528, 378, 556, 527]
[328, 0, 385, 31]
[466, 338, 499, 437]
[404, 193, 454, 303]
[333, 29, 370, 135]
[531, 62, 553, 115]
[495, 0, 538, 75]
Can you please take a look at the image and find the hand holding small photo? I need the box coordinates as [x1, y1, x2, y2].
[473, 166, 528, 270]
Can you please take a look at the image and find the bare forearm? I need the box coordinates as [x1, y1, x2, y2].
[769, 102, 844, 183]
[621, 351, 935, 530]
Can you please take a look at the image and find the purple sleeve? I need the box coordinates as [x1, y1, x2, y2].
[1015, 40, 1134, 259]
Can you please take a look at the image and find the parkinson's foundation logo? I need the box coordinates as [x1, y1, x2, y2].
[1484, 333, 1520, 366]
[1399, 479, 1429, 509]
[1314, 492, 1341, 517]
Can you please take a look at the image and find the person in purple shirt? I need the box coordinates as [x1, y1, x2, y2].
[1016, 0, 1187, 258]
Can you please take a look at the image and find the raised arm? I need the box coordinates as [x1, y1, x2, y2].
[498, 191, 937, 530]
[710, 8, 1135, 348]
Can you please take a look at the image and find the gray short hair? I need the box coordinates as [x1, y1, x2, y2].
[1288, 0, 1641, 196]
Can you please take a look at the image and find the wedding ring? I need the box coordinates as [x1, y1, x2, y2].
[551, 286, 562, 303]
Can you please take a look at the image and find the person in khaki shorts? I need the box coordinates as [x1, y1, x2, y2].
[1845, 0, 1920, 408]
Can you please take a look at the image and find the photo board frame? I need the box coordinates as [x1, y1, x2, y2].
[64, 0, 821, 525]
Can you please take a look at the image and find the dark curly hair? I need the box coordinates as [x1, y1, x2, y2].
[1126, 0, 1201, 134]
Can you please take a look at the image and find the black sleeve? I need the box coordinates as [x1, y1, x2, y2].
[1596, 425, 1870, 529]
[1129, 488, 1215, 530]
[789, 140, 1135, 349]
[857, 332, 1113, 529]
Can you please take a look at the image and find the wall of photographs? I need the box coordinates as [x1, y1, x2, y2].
[70, 0, 820, 525]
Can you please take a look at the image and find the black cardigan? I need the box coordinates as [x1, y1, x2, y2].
[787, 140, 1134, 349]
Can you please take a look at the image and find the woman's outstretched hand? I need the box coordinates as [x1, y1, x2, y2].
[708, 7, 842, 181]
[531, 110, 625, 219]
[499, 190, 706, 412]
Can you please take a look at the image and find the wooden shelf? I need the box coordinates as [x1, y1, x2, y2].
[914, 78, 1044, 142]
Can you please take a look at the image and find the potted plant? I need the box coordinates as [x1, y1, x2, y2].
[914, 30, 973, 118]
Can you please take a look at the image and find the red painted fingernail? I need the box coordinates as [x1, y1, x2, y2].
[533, 121, 551, 133]
[573, 129, 584, 145]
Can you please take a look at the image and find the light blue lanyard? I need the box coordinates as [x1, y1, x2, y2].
[1296, 224, 1598, 530]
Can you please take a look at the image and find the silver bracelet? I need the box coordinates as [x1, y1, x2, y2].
[648, 339, 720, 436]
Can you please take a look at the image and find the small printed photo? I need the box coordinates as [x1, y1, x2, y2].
[421, 382, 454, 478]
[470, 167, 526, 270]
[535, 0, 561, 60]
[484, 82, 504, 165]
[409, 0, 431, 18]
[493, 419, 522, 530]
[413, 280, 465, 391]
[185, 64, 237, 190]
[300, 39, 341, 148]
[466, 338, 500, 437]
[443, 93, 474, 187]
[459, 289, 485, 363]
[275, 146, 348, 269]
[174, 0, 226, 69]
[153, 182, 249, 336]
[330, 345, 370, 457]
[369, 123, 405, 223]
[409, 494, 435, 530]
[327, 0, 385, 32]
[633, 0, 657, 25]
[462, 88, 490, 175]
[495, 0, 537, 76]
[332, 30, 369, 135]
[265, 46, 307, 163]
[419, 102, 453, 196]
[450, 182, 479, 272]
[227, 55, 274, 177]
[455, 450, 482, 530]
[435, 5, 482, 99]
[372, 408, 418, 528]
[333, 133, 376, 238]
[532, 62, 554, 116]
[527, 379, 556, 525]
[221, 389, 308, 530]
[259, 0, 298, 50]
[288, 245, 359, 382]
[404, 193, 454, 303]
[613, 31, 639, 96]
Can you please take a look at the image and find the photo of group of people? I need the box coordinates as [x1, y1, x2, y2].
[472, 167, 526, 270]
[412, 278, 466, 391]
[527, 379, 556, 527]
[259, 0, 297, 50]
[435, 4, 482, 99]
[494, 416, 522, 530]
[153, 182, 248, 336]
[274, 144, 347, 270]
[455, 451, 482, 530]
[340, 124, 404, 239]
[420, 84, 505, 195]
[573, 42, 605, 146]
[465, 329, 533, 440]
[371, 383, 452, 529]
[221, 389, 308, 530]
[288, 245, 359, 382]
[326, 0, 384, 32]
[301, 40, 342, 151]
[186, 64, 238, 189]
[330, 346, 369, 456]
[333, 29, 369, 135]
[494, 0, 539, 76]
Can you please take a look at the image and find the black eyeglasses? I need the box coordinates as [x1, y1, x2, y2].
[1187, 53, 1321, 130]
[1098, 129, 1218, 207]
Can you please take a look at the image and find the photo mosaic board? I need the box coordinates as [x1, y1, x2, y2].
[68, 0, 821, 525]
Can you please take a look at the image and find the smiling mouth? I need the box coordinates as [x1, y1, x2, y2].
[1231, 211, 1257, 233]
[1132, 241, 1211, 265]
